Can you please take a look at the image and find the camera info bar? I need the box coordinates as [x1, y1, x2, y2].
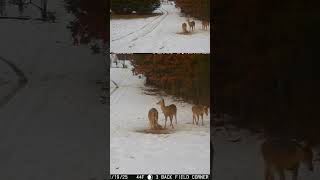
[110, 174, 210, 180]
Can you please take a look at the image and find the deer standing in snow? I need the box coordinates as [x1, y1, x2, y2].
[202, 20, 209, 30]
[187, 18, 195, 31]
[157, 99, 177, 129]
[192, 105, 209, 125]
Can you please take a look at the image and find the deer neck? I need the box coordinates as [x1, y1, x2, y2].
[160, 102, 166, 111]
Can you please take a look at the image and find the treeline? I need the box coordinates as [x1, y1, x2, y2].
[214, 0, 320, 143]
[110, 0, 161, 14]
[175, 0, 210, 20]
[131, 54, 210, 106]
[64, 0, 107, 52]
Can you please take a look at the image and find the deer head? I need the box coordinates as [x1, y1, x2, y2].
[157, 98, 165, 106]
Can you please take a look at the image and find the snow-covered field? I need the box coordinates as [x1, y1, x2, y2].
[110, 60, 210, 174]
[110, 4, 210, 53]
[0, 1, 106, 180]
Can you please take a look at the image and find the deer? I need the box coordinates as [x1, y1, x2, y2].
[182, 23, 188, 33]
[157, 99, 177, 129]
[148, 108, 162, 130]
[261, 138, 314, 180]
[187, 18, 195, 31]
[202, 20, 209, 30]
[192, 105, 209, 126]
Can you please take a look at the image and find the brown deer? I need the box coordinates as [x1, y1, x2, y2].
[182, 23, 188, 33]
[187, 19, 195, 31]
[192, 105, 209, 125]
[202, 20, 209, 30]
[157, 99, 177, 129]
[148, 108, 162, 130]
[261, 139, 314, 180]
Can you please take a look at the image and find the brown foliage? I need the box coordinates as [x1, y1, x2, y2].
[175, 0, 210, 20]
[131, 54, 210, 105]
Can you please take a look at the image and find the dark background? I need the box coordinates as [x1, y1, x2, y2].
[213, 0, 320, 143]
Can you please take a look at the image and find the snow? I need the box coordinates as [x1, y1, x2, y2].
[0, 1, 106, 179]
[213, 123, 320, 180]
[110, 60, 210, 174]
[110, 4, 210, 53]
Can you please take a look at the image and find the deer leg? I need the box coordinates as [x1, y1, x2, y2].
[170, 116, 174, 129]
[175, 114, 177, 124]
[192, 114, 195, 124]
[201, 114, 204, 125]
[196, 115, 199, 125]
[164, 116, 167, 128]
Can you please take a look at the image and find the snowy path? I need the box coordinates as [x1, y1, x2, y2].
[111, 8, 168, 42]
[110, 4, 210, 53]
[0, 1, 106, 180]
[110, 62, 210, 174]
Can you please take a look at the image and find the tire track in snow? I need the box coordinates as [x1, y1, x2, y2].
[110, 80, 119, 95]
[110, 68, 129, 104]
[111, 7, 169, 49]
[111, 8, 166, 42]
[129, 7, 169, 43]
[0, 56, 28, 108]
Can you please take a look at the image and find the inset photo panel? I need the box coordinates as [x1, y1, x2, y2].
[110, 54, 210, 174]
[110, 0, 210, 53]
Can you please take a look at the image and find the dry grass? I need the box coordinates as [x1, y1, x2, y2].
[111, 13, 162, 20]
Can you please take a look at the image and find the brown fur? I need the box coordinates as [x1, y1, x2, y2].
[261, 139, 314, 180]
[157, 99, 177, 129]
[202, 20, 209, 30]
[148, 108, 162, 130]
[192, 105, 209, 125]
[182, 23, 188, 33]
[187, 19, 195, 31]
